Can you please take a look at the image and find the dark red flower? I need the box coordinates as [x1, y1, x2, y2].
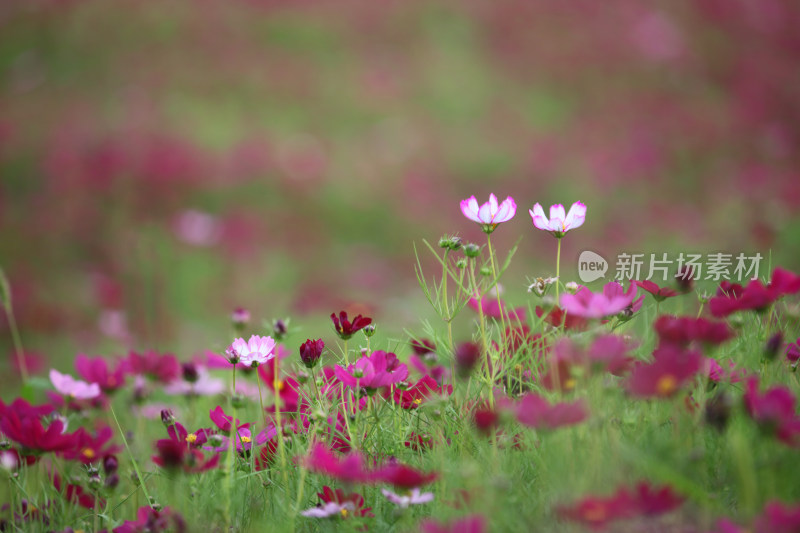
[710, 267, 800, 318]
[536, 305, 588, 331]
[371, 463, 438, 490]
[634, 280, 679, 302]
[113, 505, 187, 533]
[454, 342, 482, 378]
[654, 315, 735, 348]
[299, 338, 324, 369]
[330, 311, 372, 340]
[61, 426, 120, 464]
[410, 338, 436, 355]
[392, 376, 451, 409]
[0, 410, 77, 453]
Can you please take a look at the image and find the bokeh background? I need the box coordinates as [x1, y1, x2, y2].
[2, 0, 799, 369]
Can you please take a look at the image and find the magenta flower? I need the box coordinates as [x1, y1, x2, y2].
[710, 267, 800, 318]
[381, 488, 434, 508]
[334, 350, 408, 390]
[420, 515, 486, 533]
[49, 369, 101, 400]
[625, 345, 703, 398]
[515, 393, 589, 429]
[560, 282, 639, 319]
[743, 378, 800, 447]
[460, 193, 516, 233]
[299, 338, 324, 368]
[787, 337, 800, 364]
[301, 486, 373, 518]
[529, 201, 586, 238]
[226, 335, 276, 367]
[303, 443, 374, 484]
[74, 354, 126, 392]
[371, 463, 438, 490]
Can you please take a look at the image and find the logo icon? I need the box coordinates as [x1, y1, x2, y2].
[578, 251, 608, 283]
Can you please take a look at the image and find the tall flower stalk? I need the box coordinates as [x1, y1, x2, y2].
[530, 201, 586, 303]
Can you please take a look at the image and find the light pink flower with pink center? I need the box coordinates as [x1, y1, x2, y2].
[381, 488, 435, 508]
[300, 501, 355, 518]
[49, 369, 101, 400]
[226, 335, 276, 367]
[529, 201, 586, 238]
[460, 194, 516, 232]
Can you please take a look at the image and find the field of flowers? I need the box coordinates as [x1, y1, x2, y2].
[2, 0, 800, 532]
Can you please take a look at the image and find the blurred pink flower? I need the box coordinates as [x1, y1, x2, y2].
[626, 346, 703, 399]
[515, 393, 589, 429]
[172, 209, 221, 247]
[49, 369, 101, 400]
[529, 201, 586, 238]
[460, 193, 516, 232]
[381, 488, 434, 508]
[560, 281, 639, 319]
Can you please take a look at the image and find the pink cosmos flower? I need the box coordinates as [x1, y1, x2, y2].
[334, 350, 408, 390]
[529, 201, 586, 238]
[49, 369, 101, 400]
[560, 282, 639, 319]
[74, 354, 126, 393]
[303, 443, 374, 484]
[381, 488, 434, 508]
[626, 345, 703, 399]
[300, 501, 355, 518]
[787, 337, 800, 364]
[164, 367, 225, 396]
[371, 462, 438, 490]
[515, 393, 589, 429]
[460, 193, 517, 232]
[226, 335, 276, 367]
[654, 316, 734, 348]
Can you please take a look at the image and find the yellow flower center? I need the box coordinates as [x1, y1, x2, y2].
[656, 375, 678, 397]
[185, 433, 197, 444]
[413, 398, 422, 405]
[340, 508, 349, 518]
[82, 448, 95, 460]
[241, 436, 252, 444]
[563, 378, 576, 390]
[275, 380, 285, 391]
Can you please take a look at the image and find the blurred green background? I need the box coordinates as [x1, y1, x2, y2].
[1, 0, 799, 369]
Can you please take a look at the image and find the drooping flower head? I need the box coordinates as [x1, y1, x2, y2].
[529, 201, 586, 238]
[460, 193, 517, 233]
[226, 335, 276, 368]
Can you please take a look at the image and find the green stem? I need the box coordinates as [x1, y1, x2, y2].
[486, 233, 508, 341]
[273, 363, 290, 487]
[4, 303, 28, 383]
[109, 403, 154, 508]
[556, 237, 562, 303]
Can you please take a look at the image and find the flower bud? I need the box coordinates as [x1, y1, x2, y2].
[86, 465, 100, 477]
[764, 333, 783, 362]
[363, 324, 376, 338]
[565, 281, 579, 294]
[182, 362, 199, 383]
[209, 434, 225, 447]
[88, 475, 102, 490]
[299, 338, 324, 369]
[463, 243, 480, 258]
[105, 473, 120, 490]
[438, 236, 450, 249]
[456, 259, 467, 269]
[296, 370, 309, 384]
[231, 307, 250, 333]
[103, 455, 118, 475]
[272, 318, 289, 340]
[449, 237, 463, 251]
[704, 391, 732, 432]
[0, 440, 10, 450]
[479, 266, 492, 277]
[160, 409, 175, 427]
